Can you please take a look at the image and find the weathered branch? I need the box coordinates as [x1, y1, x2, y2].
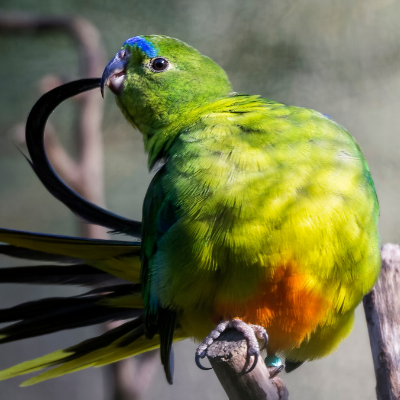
[364, 243, 400, 400]
[207, 329, 289, 400]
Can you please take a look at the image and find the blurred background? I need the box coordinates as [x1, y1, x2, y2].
[0, 0, 399, 399]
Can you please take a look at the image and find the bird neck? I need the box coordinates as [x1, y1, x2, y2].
[142, 94, 240, 169]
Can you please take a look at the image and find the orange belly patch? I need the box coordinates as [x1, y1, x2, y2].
[214, 262, 330, 354]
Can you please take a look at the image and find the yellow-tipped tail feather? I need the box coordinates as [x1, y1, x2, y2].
[0, 228, 141, 282]
[0, 325, 186, 386]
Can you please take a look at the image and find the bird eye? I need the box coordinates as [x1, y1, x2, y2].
[150, 57, 169, 72]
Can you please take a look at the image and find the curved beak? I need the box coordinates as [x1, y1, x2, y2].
[100, 49, 131, 98]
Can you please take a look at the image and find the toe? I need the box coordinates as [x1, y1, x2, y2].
[195, 353, 212, 371]
[245, 352, 259, 374]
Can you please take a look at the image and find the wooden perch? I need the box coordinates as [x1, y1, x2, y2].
[363, 243, 400, 400]
[207, 329, 289, 400]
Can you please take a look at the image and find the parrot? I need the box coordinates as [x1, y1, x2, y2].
[0, 35, 380, 387]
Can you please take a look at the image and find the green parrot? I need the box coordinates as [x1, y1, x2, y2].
[0, 35, 380, 386]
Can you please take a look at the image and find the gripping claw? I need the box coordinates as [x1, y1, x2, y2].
[245, 351, 259, 374]
[195, 353, 212, 371]
[259, 331, 269, 351]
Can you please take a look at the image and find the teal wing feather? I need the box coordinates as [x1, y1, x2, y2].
[142, 166, 178, 384]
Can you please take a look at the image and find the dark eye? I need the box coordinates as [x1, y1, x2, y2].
[150, 57, 169, 72]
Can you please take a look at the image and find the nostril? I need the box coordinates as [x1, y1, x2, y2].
[119, 49, 127, 59]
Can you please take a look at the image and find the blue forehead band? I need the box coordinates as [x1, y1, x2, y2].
[123, 36, 157, 58]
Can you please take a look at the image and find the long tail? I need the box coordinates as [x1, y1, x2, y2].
[0, 257, 187, 387]
[0, 227, 186, 386]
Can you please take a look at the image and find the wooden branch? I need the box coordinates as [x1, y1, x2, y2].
[207, 329, 289, 400]
[363, 243, 400, 400]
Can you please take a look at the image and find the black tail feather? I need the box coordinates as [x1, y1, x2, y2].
[117, 323, 146, 347]
[0, 245, 81, 264]
[0, 284, 142, 343]
[62, 316, 145, 363]
[0, 264, 127, 287]
[25, 79, 142, 238]
[0, 283, 134, 322]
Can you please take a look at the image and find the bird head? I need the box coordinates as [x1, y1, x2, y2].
[101, 36, 232, 138]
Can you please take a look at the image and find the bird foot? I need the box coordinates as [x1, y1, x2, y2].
[195, 319, 268, 373]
